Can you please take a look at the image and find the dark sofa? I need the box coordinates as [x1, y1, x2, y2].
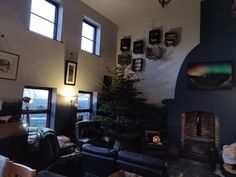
[117, 151, 169, 177]
[81, 144, 117, 177]
[81, 143, 169, 177]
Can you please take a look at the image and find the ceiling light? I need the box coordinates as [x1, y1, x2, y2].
[159, 0, 171, 8]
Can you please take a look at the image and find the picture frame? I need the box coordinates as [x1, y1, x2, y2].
[118, 54, 132, 65]
[133, 40, 144, 54]
[187, 61, 232, 90]
[0, 50, 19, 80]
[165, 32, 178, 47]
[65, 61, 77, 85]
[146, 46, 164, 60]
[149, 29, 161, 45]
[120, 38, 131, 52]
[132, 58, 144, 72]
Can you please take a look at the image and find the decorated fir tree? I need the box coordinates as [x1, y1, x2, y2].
[95, 65, 147, 149]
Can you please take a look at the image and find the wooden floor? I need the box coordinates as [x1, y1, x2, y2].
[84, 158, 221, 177]
[167, 158, 220, 177]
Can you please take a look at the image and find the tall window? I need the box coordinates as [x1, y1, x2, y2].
[77, 91, 93, 121]
[22, 86, 52, 128]
[29, 0, 62, 40]
[81, 18, 101, 55]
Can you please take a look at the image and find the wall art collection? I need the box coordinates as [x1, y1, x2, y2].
[118, 29, 181, 72]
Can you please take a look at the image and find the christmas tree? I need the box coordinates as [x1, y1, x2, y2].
[95, 65, 147, 150]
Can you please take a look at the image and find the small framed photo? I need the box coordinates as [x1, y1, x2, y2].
[133, 40, 144, 54]
[149, 29, 161, 45]
[120, 38, 131, 52]
[118, 54, 132, 65]
[165, 32, 178, 47]
[65, 61, 77, 85]
[0, 50, 19, 80]
[132, 58, 144, 72]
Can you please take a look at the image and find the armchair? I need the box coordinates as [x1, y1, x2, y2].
[75, 121, 114, 149]
[36, 128, 84, 177]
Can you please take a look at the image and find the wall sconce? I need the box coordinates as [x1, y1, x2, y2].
[62, 88, 76, 102]
[69, 96, 76, 104]
[159, 0, 171, 8]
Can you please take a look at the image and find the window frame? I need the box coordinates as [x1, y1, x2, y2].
[29, 0, 60, 40]
[81, 18, 99, 55]
[77, 91, 93, 120]
[22, 85, 52, 127]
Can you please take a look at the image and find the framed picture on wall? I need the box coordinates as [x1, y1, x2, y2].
[120, 38, 131, 52]
[187, 61, 233, 90]
[118, 54, 132, 65]
[132, 58, 144, 72]
[149, 29, 161, 45]
[165, 32, 178, 47]
[133, 40, 144, 54]
[0, 50, 19, 80]
[65, 61, 77, 85]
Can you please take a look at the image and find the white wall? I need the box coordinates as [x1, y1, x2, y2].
[0, 0, 117, 103]
[77, 2, 118, 92]
[117, 0, 200, 104]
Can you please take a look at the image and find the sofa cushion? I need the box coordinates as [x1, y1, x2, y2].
[36, 170, 67, 177]
[82, 143, 117, 158]
[118, 150, 168, 170]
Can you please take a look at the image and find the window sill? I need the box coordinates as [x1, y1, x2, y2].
[80, 49, 101, 58]
[27, 29, 64, 44]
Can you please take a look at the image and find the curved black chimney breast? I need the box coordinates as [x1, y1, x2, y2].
[168, 0, 236, 147]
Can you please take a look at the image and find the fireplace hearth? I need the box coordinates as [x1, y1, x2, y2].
[181, 111, 220, 162]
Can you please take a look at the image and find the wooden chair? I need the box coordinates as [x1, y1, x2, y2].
[6, 161, 36, 177]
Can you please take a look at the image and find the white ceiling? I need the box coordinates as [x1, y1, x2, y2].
[81, 0, 166, 26]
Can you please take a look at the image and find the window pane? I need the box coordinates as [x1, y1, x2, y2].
[78, 93, 91, 110]
[81, 37, 94, 53]
[30, 114, 47, 128]
[22, 113, 47, 128]
[82, 22, 95, 40]
[30, 14, 54, 38]
[77, 112, 90, 121]
[31, 0, 56, 22]
[22, 88, 49, 110]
